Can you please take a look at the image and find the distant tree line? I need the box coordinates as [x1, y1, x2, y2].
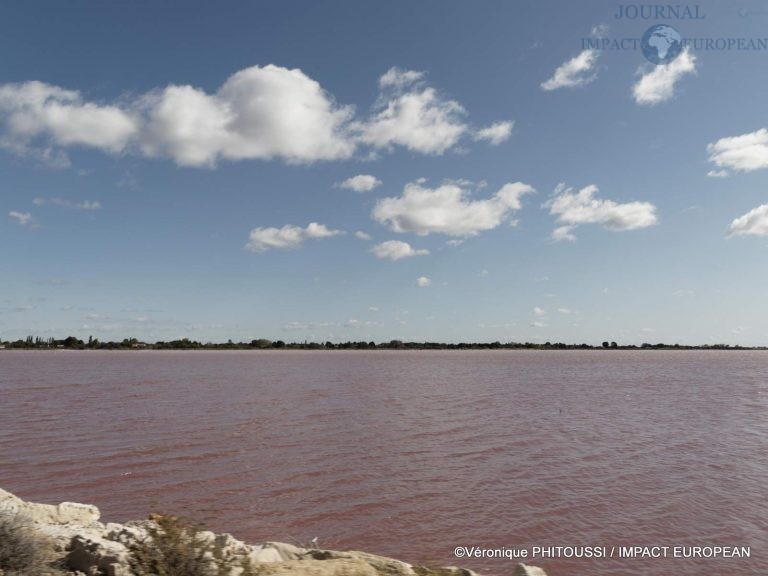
[0, 336, 763, 351]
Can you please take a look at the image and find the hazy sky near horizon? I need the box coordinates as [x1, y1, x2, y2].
[2, 0, 768, 345]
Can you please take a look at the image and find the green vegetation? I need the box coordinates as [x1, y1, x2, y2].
[0, 335, 763, 351]
[129, 514, 261, 576]
[0, 514, 63, 576]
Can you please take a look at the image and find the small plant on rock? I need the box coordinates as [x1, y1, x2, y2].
[0, 514, 62, 576]
[128, 514, 263, 576]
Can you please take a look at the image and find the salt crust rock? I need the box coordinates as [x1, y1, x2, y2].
[0, 487, 548, 576]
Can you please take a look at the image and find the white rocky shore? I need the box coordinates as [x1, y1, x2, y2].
[0, 487, 547, 576]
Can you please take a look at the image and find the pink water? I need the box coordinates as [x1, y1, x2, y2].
[1, 350, 766, 575]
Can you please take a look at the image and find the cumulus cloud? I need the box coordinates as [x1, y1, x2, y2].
[0, 68, 353, 167]
[245, 222, 343, 252]
[140, 65, 356, 166]
[707, 128, 768, 173]
[727, 203, 768, 237]
[8, 211, 33, 226]
[632, 49, 696, 106]
[0, 81, 138, 156]
[339, 174, 382, 192]
[416, 276, 432, 287]
[545, 183, 657, 241]
[473, 121, 513, 145]
[541, 50, 599, 91]
[373, 180, 535, 237]
[0, 65, 510, 167]
[371, 240, 429, 261]
[354, 231, 372, 240]
[379, 67, 425, 90]
[707, 169, 729, 178]
[356, 67, 468, 155]
[533, 306, 547, 317]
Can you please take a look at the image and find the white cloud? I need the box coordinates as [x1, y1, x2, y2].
[284, 320, 343, 331]
[138, 85, 233, 167]
[0, 65, 507, 167]
[379, 67, 426, 90]
[8, 211, 33, 226]
[69, 200, 100, 210]
[7, 145, 71, 168]
[591, 24, 609, 39]
[707, 128, 768, 173]
[354, 231, 372, 240]
[727, 203, 768, 237]
[373, 180, 535, 237]
[283, 321, 311, 331]
[533, 306, 547, 317]
[557, 307, 572, 314]
[371, 240, 429, 261]
[356, 67, 468, 155]
[344, 318, 380, 328]
[473, 121, 513, 145]
[416, 276, 432, 287]
[541, 50, 599, 91]
[632, 49, 696, 106]
[35, 196, 101, 210]
[140, 65, 356, 166]
[245, 222, 343, 252]
[339, 174, 382, 192]
[531, 321, 547, 328]
[79, 323, 121, 333]
[546, 183, 657, 241]
[552, 225, 577, 242]
[0, 69, 354, 168]
[0, 81, 138, 154]
[707, 169, 729, 178]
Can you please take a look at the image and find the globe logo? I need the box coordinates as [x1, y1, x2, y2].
[641, 24, 683, 65]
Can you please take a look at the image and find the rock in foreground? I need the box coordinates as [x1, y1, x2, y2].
[0, 487, 547, 576]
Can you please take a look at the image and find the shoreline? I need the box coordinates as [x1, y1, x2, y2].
[2, 345, 766, 352]
[0, 487, 546, 576]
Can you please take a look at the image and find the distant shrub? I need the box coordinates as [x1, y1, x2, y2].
[0, 514, 62, 576]
[413, 567, 469, 576]
[129, 514, 262, 576]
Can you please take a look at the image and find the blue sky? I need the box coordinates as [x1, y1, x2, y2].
[2, 0, 768, 345]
